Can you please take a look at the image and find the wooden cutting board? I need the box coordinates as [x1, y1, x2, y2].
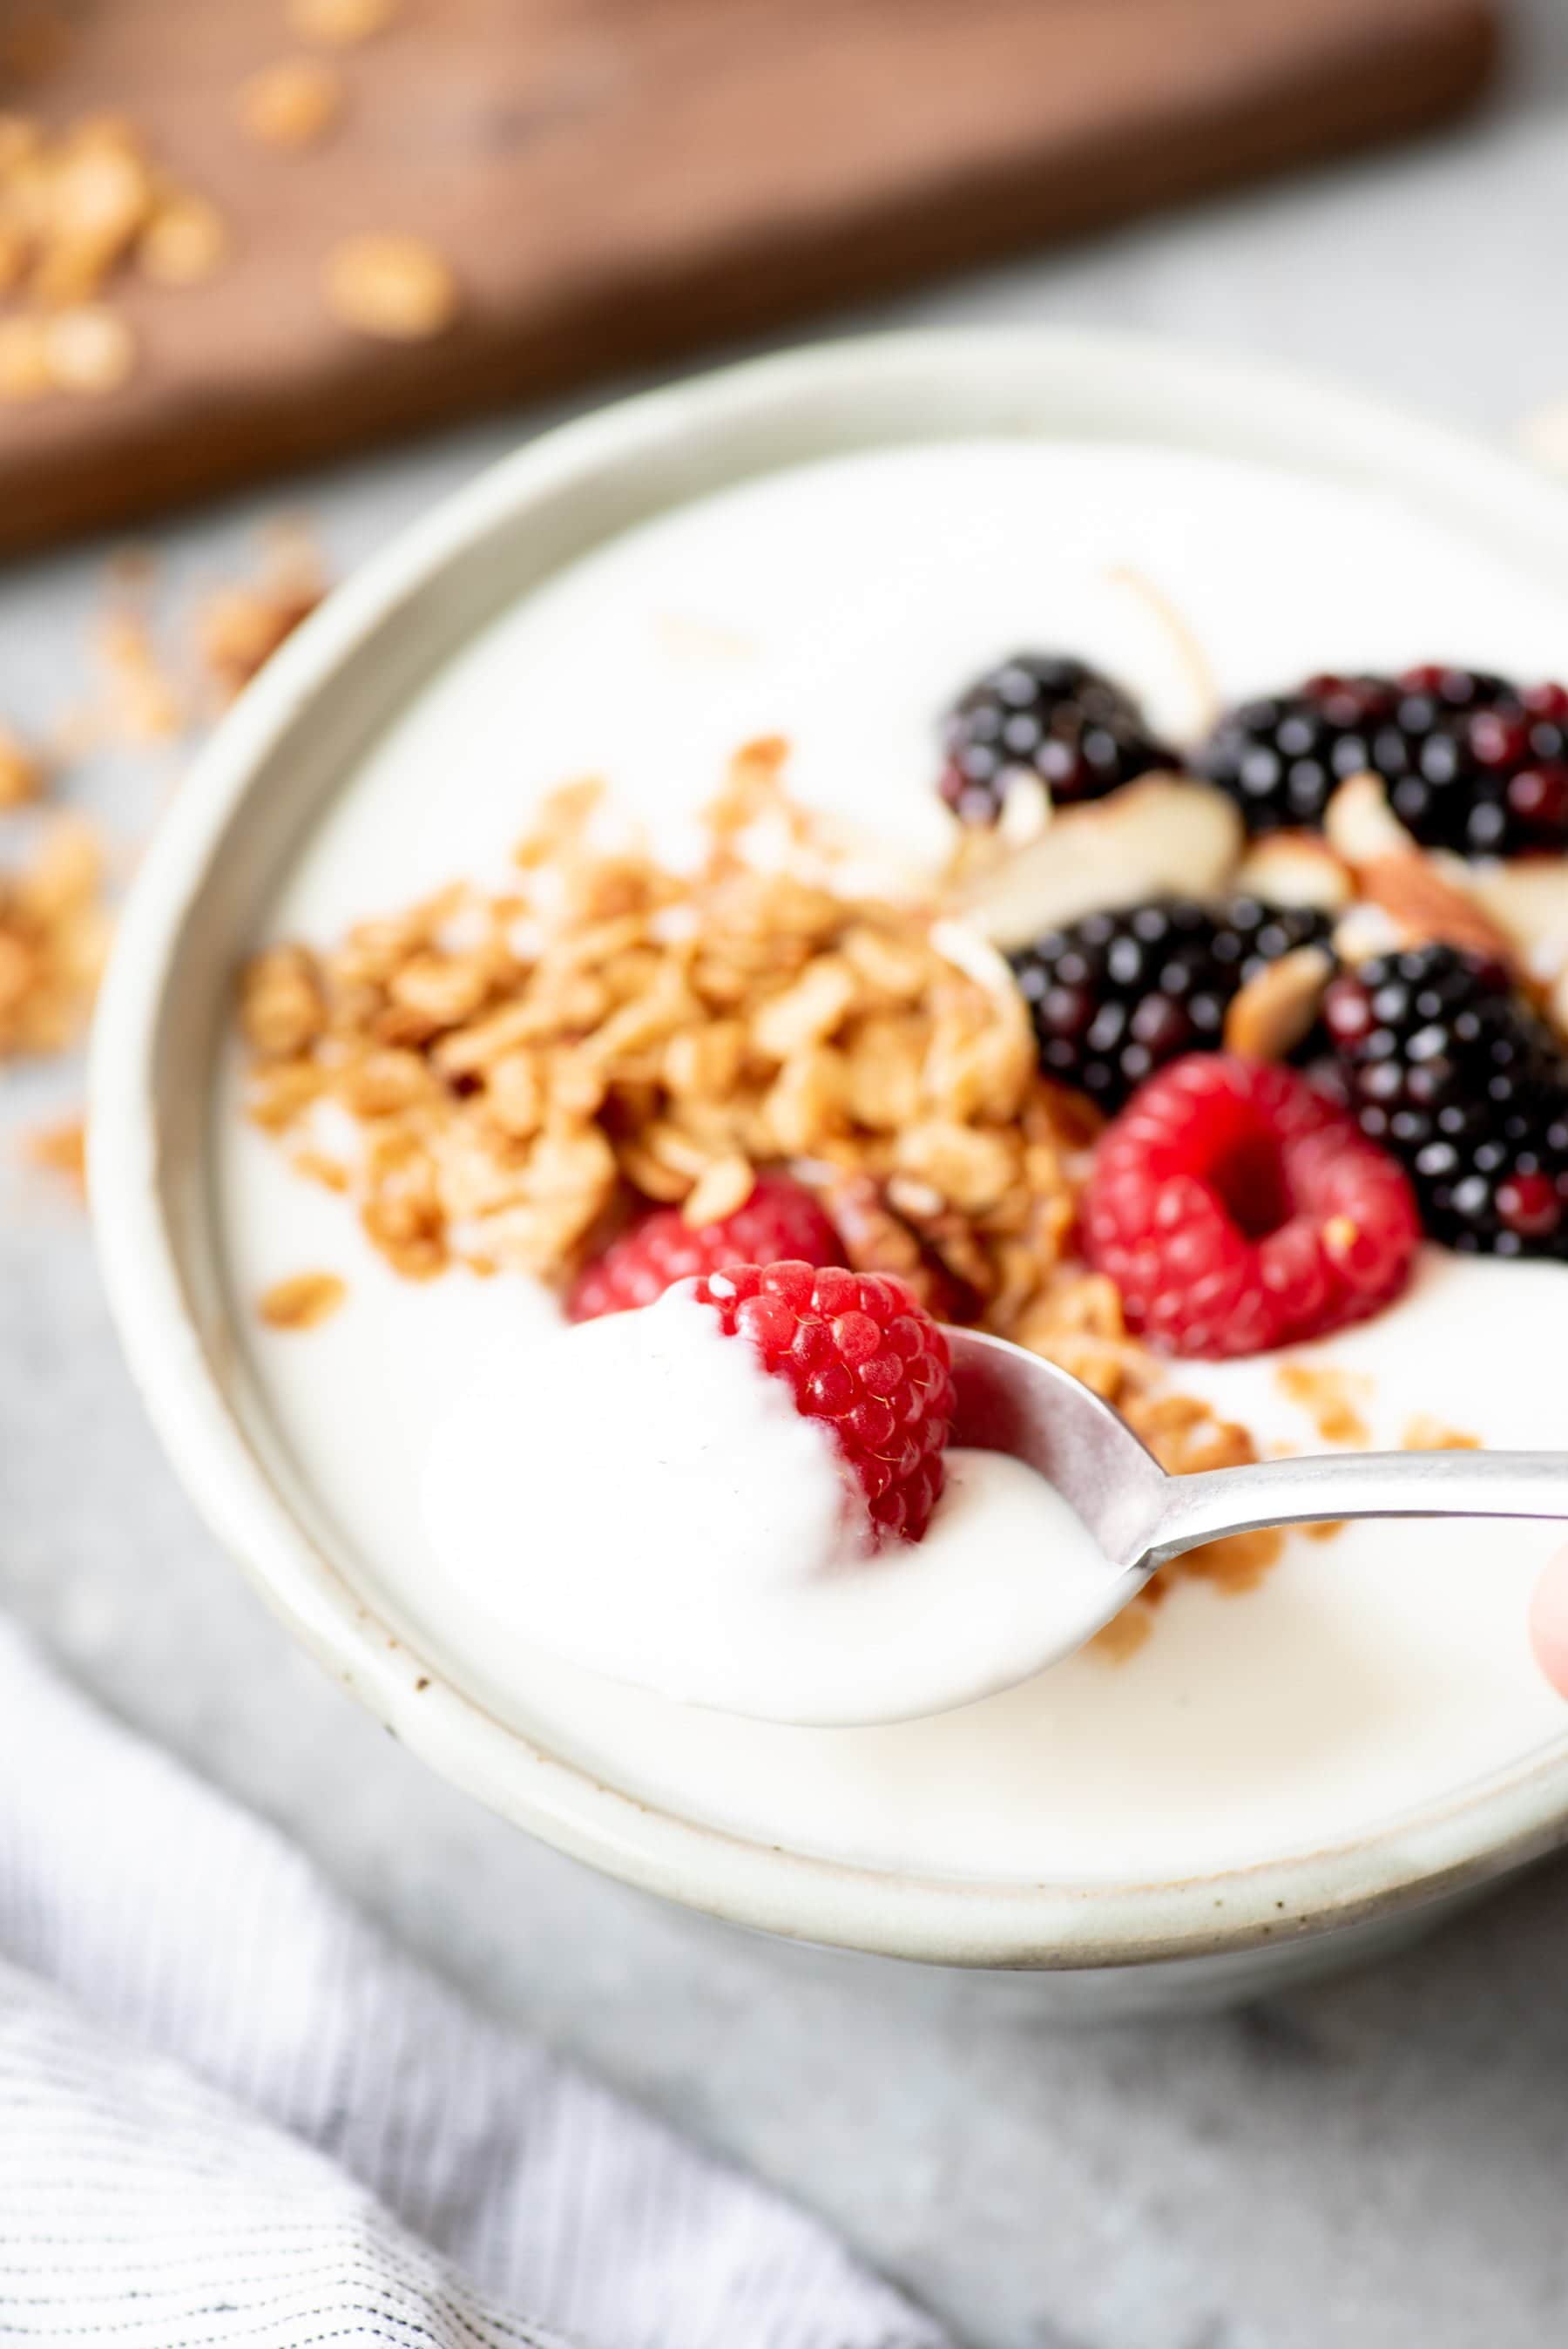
[0, 0, 1497, 556]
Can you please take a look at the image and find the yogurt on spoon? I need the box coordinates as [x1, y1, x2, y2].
[421, 1277, 1117, 1726]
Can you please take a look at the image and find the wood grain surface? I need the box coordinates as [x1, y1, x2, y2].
[0, 0, 1497, 554]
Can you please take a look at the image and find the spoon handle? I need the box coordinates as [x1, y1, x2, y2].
[1142, 1449, 1568, 1572]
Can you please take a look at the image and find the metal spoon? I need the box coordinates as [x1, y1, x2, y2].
[950, 1326, 1568, 1680]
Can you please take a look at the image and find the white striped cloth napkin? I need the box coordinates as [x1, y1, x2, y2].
[0, 1623, 946, 2349]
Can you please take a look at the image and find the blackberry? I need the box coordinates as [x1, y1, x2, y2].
[1009, 897, 1334, 1114]
[1324, 944, 1568, 1257]
[1195, 665, 1568, 858]
[939, 653, 1177, 827]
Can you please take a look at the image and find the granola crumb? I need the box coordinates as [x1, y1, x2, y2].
[0, 112, 221, 372]
[91, 601, 185, 741]
[0, 314, 51, 401]
[24, 1114, 85, 1190]
[0, 723, 44, 809]
[288, 1147, 350, 1193]
[195, 525, 327, 702]
[1402, 1413, 1481, 1452]
[139, 195, 228, 287]
[1276, 1361, 1373, 1448]
[258, 1269, 347, 1330]
[238, 58, 344, 148]
[1089, 1601, 1153, 1664]
[287, 0, 400, 44]
[39, 303, 136, 396]
[0, 816, 112, 1059]
[322, 234, 458, 340]
[682, 1154, 755, 1229]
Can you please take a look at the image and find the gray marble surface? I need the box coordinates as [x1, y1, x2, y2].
[8, 10, 1568, 2344]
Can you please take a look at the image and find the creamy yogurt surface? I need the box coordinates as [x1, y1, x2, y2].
[421, 1289, 1120, 1726]
[218, 433, 1568, 1886]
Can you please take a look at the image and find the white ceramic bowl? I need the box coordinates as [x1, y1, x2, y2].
[90, 328, 1568, 2014]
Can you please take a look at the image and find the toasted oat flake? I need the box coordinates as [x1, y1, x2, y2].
[139, 195, 228, 286]
[1276, 1361, 1372, 1449]
[1402, 1414, 1481, 1452]
[0, 313, 51, 400]
[239, 58, 344, 147]
[682, 1154, 754, 1229]
[24, 1114, 86, 1190]
[40, 303, 135, 395]
[196, 526, 327, 703]
[323, 234, 457, 340]
[259, 1270, 348, 1330]
[0, 816, 112, 1059]
[0, 724, 44, 809]
[287, 0, 400, 44]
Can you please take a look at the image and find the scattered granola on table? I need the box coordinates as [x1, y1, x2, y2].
[24, 1113, 85, 1190]
[194, 525, 328, 705]
[0, 723, 44, 809]
[0, 816, 112, 1057]
[321, 233, 458, 342]
[238, 58, 345, 150]
[0, 112, 225, 401]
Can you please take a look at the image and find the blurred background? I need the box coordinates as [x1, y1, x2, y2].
[5, 3, 1568, 2346]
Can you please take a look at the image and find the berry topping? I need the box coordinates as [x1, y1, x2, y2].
[1195, 666, 1568, 857]
[940, 653, 1177, 827]
[1082, 1056, 1421, 1358]
[1324, 944, 1568, 1258]
[692, 1262, 956, 1543]
[1009, 897, 1335, 1113]
[567, 1174, 844, 1321]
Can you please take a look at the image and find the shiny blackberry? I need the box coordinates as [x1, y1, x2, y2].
[939, 653, 1177, 826]
[1193, 674, 1401, 835]
[1009, 897, 1335, 1113]
[1196, 666, 1568, 857]
[1324, 944, 1568, 1257]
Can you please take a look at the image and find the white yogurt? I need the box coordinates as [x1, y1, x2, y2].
[421, 1289, 1119, 1725]
[218, 434, 1568, 1887]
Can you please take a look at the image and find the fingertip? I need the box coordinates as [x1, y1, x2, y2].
[1529, 1543, 1568, 1698]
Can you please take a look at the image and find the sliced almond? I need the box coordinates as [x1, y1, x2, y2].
[1323, 771, 1416, 867]
[1356, 854, 1515, 965]
[1468, 857, 1568, 981]
[1222, 944, 1334, 1062]
[1233, 830, 1351, 914]
[958, 775, 1242, 949]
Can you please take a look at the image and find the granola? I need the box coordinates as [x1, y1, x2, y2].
[240, 745, 1284, 1617]
[0, 816, 112, 1058]
[258, 1270, 348, 1330]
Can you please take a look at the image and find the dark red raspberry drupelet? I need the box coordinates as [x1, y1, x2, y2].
[691, 1262, 956, 1545]
[1083, 1055, 1421, 1359]
[567, 1174, 844, 1321]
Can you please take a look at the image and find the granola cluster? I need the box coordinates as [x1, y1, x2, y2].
[242, 746, 1085, 1312]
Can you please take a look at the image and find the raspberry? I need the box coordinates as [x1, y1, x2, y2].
[567, 1174, 844, 1321]
[1009, 896, 1334, 1112]
[939, 653, 1177, 826]
[691, 1262, 956, 1544]
[1083, 1055, 1421, 1358]
[1324, 944, 1568, 1257]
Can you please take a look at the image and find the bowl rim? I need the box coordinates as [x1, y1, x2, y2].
[89, 322, 1568, 1970]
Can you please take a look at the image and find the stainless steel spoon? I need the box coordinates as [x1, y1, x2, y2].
[950, 1326, 1568, 1669]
